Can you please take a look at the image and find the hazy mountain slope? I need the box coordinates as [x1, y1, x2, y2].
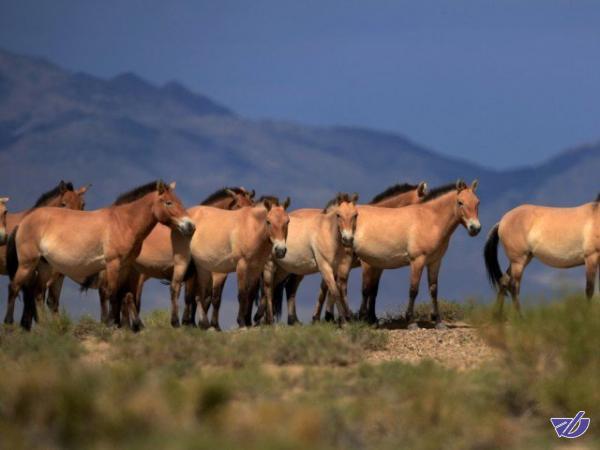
[0, 48, 598, 325]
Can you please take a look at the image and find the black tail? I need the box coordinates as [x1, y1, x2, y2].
[273, 277, 287, 320]
[483, 223, 503, 290]
[79, 273, 100, 292]
[6, 226, 19, 280]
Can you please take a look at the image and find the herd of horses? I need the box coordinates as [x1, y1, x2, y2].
[0, 179, 597, 331]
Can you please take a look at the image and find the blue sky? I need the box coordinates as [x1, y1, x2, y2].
[1, 0, 600, 168]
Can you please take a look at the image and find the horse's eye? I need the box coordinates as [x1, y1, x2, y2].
[266, 220, 271, 226]
[457, 200, 464, 207]
[61, 202, 67, 207]
[165, 200, 173, 207]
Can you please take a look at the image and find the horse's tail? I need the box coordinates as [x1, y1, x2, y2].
[273, 277, 287, 320]
[79, 272, 100, 292]
[6, 226, 19, 280]
[484, 223, 503, 290]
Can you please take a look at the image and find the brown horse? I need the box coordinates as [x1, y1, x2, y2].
[0, 197, 9, 245]
[186, 196, 290, 329]
[273, 182, 427, 324]
[350, 180, 480, 328]
[485, 193, 600, 315]
[131, 187, 255, 326]
[254, 193, 359, 325]
[2, 181, 90, 324]
[6, 180, 193, 330]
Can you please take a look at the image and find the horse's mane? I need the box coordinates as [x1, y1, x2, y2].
[596, 193, 600, 203]
[113, 181, 162, 205]
[200, 187, 245, 205]
[420, 183, 458, 203]
[32, 181, 74, 208]
[257, 195, 281, 205]
[370, 183, 418, 205]
[323, 193, 355, 212]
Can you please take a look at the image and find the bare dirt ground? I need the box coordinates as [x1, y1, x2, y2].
[367, 327, 499, 370]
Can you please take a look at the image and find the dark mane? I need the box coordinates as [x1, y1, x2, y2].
[370, 183, 418, 204]
[420, 183, 457, 203]
[113, 181, 161, 205]
[257, 195, 280, 205]
[200, 187, 245, 205]
[323, 193, 354, 212]
[32, 181, 74, 208]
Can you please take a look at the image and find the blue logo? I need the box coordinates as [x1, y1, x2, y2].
[550, 411, 590, 439]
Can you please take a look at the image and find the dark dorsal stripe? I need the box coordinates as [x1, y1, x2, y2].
[420, 183, 458, 203]
[32, 181, 74, 208]
[113, 180, 161, 205]
[370, 183, 418, 205]
[323, 193, 354, 212]
[200, 187, 246, 205]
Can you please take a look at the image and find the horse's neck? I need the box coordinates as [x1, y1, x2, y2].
[249, 207, 271, 247]
[421, 193, 460, 239]
[205, 198, 232, 210]
[113, 196, 158, 245]
[320, 210, 339, 238]
[373, 192, 416, 208]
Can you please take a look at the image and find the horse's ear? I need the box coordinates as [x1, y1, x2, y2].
[283, 197, 291, 210]
[263, 198, 272, 211]
[456, 179, 467, 192]
[250, 189, 256, 199]
[225, 188, 236, 198]
[169, 181, 176, 190]
[59, 180, 68, 194]
[77, 184, 91, 195]
[0, 197, 9, 204]
[470, 179, 479, 192]
[156, 180, 166, 194]
[351, 193, 359, 204]
[417, 182, 428, 197]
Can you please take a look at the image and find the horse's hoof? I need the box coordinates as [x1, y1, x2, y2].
[311, 316, 320, 324]
[210, 324, 222, 332]
[132, 319, 143, 333]
[288, 316, 301, 326]
[435, 322, 448, 330]
[182, 319, 197, 328]
[171, 317, 181, 328]
[407, 322, 419, 330]
[4, 317, 13, 325]
[324, 311, 335, 322]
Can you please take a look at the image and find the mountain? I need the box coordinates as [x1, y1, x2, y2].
[0, 48, 598, 325]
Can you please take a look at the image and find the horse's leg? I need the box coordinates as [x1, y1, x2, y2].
[361, 264, 383, 324]
[334, 249, 354, 322]
[427, 259, 445, 329]
[311, 278, 328, 322]
[285, 274, 304, 325]
[246, 276, 260, 326]
[508, 257, 530, 317]
[493, 267, 510, 320]
[236, 261, 262, 328]
[7, 256, 39, 329]
[33, 263, 52, 322]
[585, 254, 599, 300]
[134, 272, 147, 315]
[254, 260, 274, 325]
[104, 261, 123, 327]
[182, 275, 198, 326]
[404, 257, 425, 329]
[317, 260, 346, 324]
[209, 272, 227, 331]
[192, 266, 211, 329]
[46, 273, 64, 315]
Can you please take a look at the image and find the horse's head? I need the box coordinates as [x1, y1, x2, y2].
[262, 196, 291, 259]
[326, 193, 359, 248]
[0, 197, 9, 245]
[54, 181, 90, 210]
[153, 181, 195, 237]
[455, 179, 481, 236]
[226, 187, 255, 209]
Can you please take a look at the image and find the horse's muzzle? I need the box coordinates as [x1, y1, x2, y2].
[178, 219, 196, 237]
[341, 236, 354, 247]
[467, 223, 481, 236]
[274, 246, 287, 259]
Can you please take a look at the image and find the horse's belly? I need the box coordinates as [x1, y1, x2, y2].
[44, 253, 106, 280]
[529, 233, 584, 268]
[276, 253, 318, 275]
[193, 251, 237, 274]
[534, 247, 584, 269]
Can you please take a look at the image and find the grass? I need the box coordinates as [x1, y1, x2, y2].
[0, 295, 599, 449]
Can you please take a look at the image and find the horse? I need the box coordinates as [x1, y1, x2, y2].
[6, 180, 193, 330]
[0, 197, 9, 245]
[484, 193, 600, 316]
[186, 196, 290, 329]
[270, 182, 427, 324]
[2, 181, 90, 324]
[254, 193, 359, 325]
[350, 180, 481, 329]
[131, 187, 255, 327]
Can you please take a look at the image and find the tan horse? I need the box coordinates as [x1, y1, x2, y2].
[254, 193, 359, 325]
[6, 180, 193, 330]
[2, 182, 90, 324]
[0, 197, 9, 245]
[485, 193, 600, 315]
[350, 180, 480, 328]
[271, 182, 427, 324]
[186, 196, 290, 329]
[132, 187, 255, 326]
